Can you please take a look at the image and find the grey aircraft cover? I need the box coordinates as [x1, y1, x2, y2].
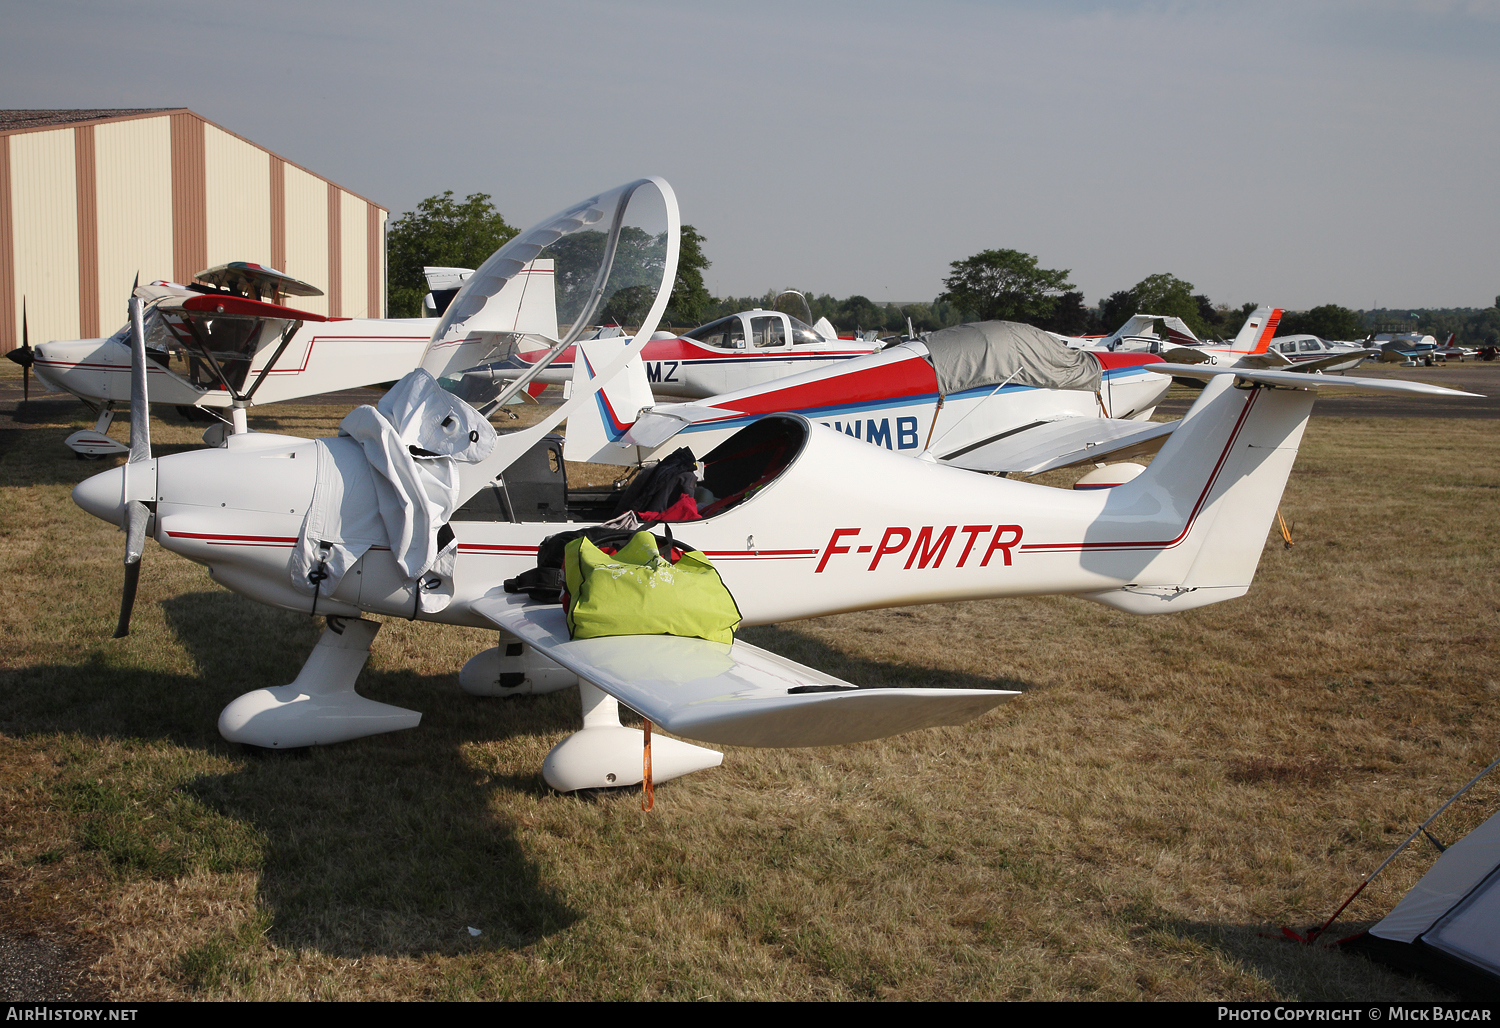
[926, 321, 1102, 396]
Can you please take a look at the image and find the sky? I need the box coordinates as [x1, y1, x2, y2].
[4, 0, 1497, 311]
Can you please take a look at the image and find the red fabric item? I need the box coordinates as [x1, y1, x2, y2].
[641, 495, 700, 522]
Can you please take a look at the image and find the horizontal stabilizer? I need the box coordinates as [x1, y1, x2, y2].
[1150, 364, 1484, 398]
[473, 593, 1016, 747]
[943, 416, 1177, 476]
[620, 404, 737, 448]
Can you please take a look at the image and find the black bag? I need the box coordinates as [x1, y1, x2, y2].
[610, 447, 699, 519]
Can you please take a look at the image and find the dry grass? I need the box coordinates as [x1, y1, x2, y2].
[2, 365, 1498, 1000]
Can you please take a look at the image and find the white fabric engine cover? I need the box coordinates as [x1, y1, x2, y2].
[291, 370, 496, 613]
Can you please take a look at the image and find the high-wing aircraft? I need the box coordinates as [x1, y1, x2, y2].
[27, 260, 552, 457]
[461, 307, 874, 401]
[1053, 313, 1203, 353]
[1429, 334, 1472, 362]
[71, 178, 1482, 796]
[1372, 331, 1444, 366]
[422, 264, 872, 400]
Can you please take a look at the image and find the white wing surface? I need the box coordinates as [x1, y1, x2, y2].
[1151, 364, 1484, 397]
[471, 592, 1016, 747]
[942, 417, 1178, 476]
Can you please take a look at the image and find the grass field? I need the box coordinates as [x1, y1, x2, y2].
[2, 365, 1498, 1001]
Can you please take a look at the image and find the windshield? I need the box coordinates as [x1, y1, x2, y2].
[422, 180, 674, 412]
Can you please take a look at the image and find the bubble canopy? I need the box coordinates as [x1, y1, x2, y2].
[420, 178, 679, 413]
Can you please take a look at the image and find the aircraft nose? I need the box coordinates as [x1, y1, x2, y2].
[73, 466, 126, 526]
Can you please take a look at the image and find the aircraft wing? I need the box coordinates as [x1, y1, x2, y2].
[471, 592, 1016, 747]
[1160, 345, 1215, 365]
[1151, 364, 1484, 397]
[1290, 349, 1380, 372]
[940, 416, 1178, 476]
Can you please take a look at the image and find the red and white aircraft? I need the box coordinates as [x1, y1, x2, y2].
[561, 319, 1175, 482]
[71, 179, 1482, 795]
[27, 261, 554, 457]
[463, 307, 875, 400]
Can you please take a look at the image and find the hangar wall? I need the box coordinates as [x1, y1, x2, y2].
[0, 109, 388, 351]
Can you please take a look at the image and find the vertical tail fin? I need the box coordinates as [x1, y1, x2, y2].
[1228, 306, 1284, 354]
[560, 339, 654, 464]
[1079, 371, 1315, 613]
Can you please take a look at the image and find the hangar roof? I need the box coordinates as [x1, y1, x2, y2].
[0, 109, 178, 134]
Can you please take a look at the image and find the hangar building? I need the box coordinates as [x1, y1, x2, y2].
[0, 108, 388, 353]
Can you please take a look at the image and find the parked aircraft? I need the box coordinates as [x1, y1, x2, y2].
[1263, 334, 1374, 372]
[1133, 308, 1372, 375]
[27, 260, 553, 457]
[1373, 332, 1444, 365]
[560, 319, 1175, 481]
[1053, 313, 1202, 353]
[1428, 334, 1472, 363]
[420, 265, 870, 400]
[71, 178, 1482, 796]
[468, 307, 873, 400]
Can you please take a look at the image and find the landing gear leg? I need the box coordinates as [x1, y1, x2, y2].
[218, 618, 421, 748]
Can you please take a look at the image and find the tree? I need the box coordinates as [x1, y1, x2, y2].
[550, 226, 667, 327]
[836, 295, 884, 333]
[1278, 304, 1363, 341]
[664, 225, 712, 328]
[386, 191, 519, 317]
[1127, 273, 1207, 336]
[1097, 290, 1138, 334]
[938, 249, 1074, 324]
[1038, 291, 1091, 335]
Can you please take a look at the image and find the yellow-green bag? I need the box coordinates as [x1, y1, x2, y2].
[564, 531, 741, 644]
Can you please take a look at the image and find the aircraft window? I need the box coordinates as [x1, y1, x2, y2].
[788, 316, 823, 345]
[684, 315, 747, 349]
[1280, 341, 1298, 354]
[751, 316, 786, 348]
[1300, 340, 1321, 352]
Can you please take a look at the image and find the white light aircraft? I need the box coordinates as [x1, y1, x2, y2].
[71, 179, 1482, 795]
[1054, 313, 1203, 353]
[421, 264, 870, 400]
[27, 260, 555, 457]
[1150, 310, 1381, 375]
[459, 306, 873, 401]
[560, 318, 1176, 482]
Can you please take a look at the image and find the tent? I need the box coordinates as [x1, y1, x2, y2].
[1343, 808, 1500, 1000]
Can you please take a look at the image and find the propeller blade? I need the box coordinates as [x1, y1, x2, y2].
[6, 299, 32, 401]
[115, 299, 155, 638]
[114, 499, 149, 637]
[126, 296, 151, 464]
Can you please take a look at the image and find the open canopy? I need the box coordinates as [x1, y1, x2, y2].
[421, 179, 677, 413]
